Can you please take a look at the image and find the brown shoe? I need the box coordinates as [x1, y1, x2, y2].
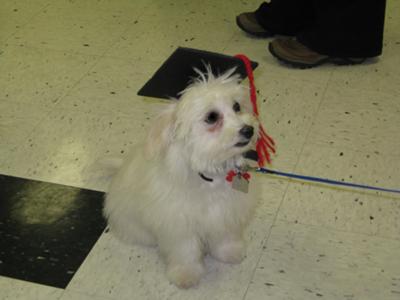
[236, 12, 273, 38]
[269, 38, 366, 68]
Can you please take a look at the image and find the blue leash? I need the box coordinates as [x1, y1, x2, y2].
[255, 167, 400, 194]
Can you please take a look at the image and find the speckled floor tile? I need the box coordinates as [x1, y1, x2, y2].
[0, 0, 50, 43]
[55, 56, 164, 115]
[328, 47, 400, 97]
[277, 143, 400, 240]
[47, 0, 149, 15]
[0, 277, 63, 300]
[66, 198, 278, 300]
[105, 17, 235, 72]
[7, 1, 139, 55]
[384, 0, 400, 44]
[144, 0, 256, 20]
[0, 44, 99, 108]
[0, 100, 51, 166]
[0, 107, 154, 188]
[251, 72, 330, 172]
[244, 220, 400, 300]
[307, 86, 400, 156]
[59, 290, 114, 300]
[102, 0, 259, 69]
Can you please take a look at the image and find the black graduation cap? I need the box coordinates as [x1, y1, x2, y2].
[138, 47, 258, 100]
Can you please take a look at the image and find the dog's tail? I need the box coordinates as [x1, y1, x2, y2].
[97, 156, 124, 172]
[83, 156, 124, 191]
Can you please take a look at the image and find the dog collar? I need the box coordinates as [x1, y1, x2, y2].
[199, 169, 251, 193]
[198, 167, 251, 183]
[199, 173, 213, 182]
[198, 151, 257, 182]
[225, 169, 251, 182]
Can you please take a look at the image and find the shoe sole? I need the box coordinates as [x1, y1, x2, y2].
[268, 43, 366, 69]
[236, 16, 273, 38]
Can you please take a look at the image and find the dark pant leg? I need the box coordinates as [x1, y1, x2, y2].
[254, 0, 315, 35]
[298, 0, 387, 57]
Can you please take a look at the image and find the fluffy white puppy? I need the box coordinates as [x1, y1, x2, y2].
[104, 68, 260, 288]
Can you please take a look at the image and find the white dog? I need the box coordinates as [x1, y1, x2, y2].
[104, 67, 260, 288]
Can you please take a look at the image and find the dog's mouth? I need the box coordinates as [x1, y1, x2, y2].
[235, 140, 250, 147]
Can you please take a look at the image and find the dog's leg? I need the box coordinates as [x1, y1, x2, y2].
[160, 237, 205, 289]
[209, 233, 246, 264]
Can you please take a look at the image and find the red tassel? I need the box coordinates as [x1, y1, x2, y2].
[234, 54, 276, 167]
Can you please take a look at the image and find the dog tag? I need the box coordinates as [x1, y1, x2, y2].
[232, 173, 249, 193]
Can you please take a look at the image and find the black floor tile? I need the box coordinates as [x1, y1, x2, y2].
[0, 175, 106, 288]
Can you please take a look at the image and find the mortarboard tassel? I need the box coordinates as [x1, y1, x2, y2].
[234, 54, 276, 167]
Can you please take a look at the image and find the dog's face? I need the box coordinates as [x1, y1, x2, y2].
[146, 68, 259, 173]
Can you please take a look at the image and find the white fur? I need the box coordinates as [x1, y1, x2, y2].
[104, 68, 260, 288]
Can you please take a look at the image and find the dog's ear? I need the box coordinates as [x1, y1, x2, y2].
[145, 104, 177, 159]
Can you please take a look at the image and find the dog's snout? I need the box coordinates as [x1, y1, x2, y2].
[239, 125, 254, 139]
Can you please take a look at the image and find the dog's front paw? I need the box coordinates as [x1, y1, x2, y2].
[166, 263, 205, 289]
[211, 239, 246, 264]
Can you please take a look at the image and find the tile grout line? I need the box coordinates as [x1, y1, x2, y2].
[1, 0, 105, 172]
[241, 181, 291, 300]
[13, 4, 150, 155]
[48, 0, 154, 108]
[0, 44, 116, 179]
[290, 69, 335, 163]
[0, 4, 154, 183]
[221, 32, 240, 53]
[241, 69, 334, 300]
[0, 56, 103, 171]
[94, 2, 153, 60]
[265, 69, 335, 227]
[4, 0, 148, 58]
[42, 11, 155, 186]
[262, 66, 400, 237]
[242, 214, 400, 300]
[2, 1, 53, 45]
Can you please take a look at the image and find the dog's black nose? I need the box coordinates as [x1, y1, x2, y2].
[239, 125, 254, 139]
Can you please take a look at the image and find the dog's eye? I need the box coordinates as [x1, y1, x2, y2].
[233, 102, 241, 112]
[205, 111, 219, 124]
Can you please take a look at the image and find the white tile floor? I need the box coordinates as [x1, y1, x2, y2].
[1, 0, 399, 299]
